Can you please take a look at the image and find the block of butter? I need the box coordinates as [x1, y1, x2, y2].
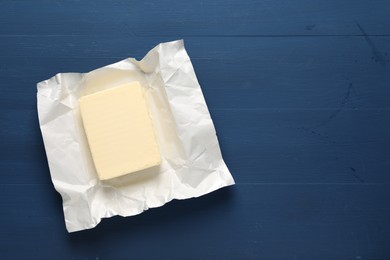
[79, 82, 161, 180]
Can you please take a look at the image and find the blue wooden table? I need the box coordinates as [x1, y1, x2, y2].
[1, 1, 390, 259]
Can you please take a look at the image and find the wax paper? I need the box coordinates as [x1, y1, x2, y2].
[37, 40, 234, 232]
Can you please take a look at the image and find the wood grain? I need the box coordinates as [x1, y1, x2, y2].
[1, 184, 389, 258]
[1, 0, 389, 36]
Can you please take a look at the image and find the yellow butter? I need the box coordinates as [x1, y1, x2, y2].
[79, 82, 160, 180]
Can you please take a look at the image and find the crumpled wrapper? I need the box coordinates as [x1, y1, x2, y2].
[37, 40, 235, 232]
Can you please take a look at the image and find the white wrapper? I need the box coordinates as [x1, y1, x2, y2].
[37, 40, 234, 232]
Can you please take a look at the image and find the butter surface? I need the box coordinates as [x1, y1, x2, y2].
[79, 82, 160, 180]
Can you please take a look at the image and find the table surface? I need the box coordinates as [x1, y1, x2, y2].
[1, 0, 390, 259]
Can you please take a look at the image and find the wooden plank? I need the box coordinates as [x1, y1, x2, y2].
[214, 109, 390, 184]
[0, 184, 389, 258]
[0, 36, 389, 110]
[2, 108, 390, 184]
[0, 0, 390, 36]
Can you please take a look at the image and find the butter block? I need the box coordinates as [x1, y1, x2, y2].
[79, 82, 160, 180]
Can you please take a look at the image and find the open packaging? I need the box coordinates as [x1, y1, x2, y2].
[37, 40, 234, 232]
